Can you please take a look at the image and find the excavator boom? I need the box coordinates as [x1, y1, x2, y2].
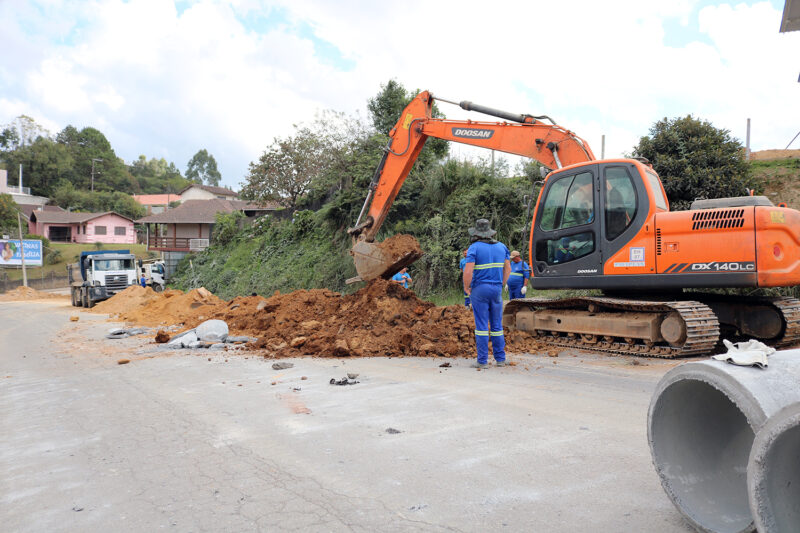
[348, 90, 594, 281]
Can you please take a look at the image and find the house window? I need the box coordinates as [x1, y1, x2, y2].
[95, 225, 107, 235]
[115, 226, 126, 236]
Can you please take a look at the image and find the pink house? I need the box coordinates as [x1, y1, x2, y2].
[29, 211, 136, 244]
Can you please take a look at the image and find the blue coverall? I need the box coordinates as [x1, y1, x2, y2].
[465, 241, 509, 365]
[459, 256, 471, 307]
[507, 260, 531, 300]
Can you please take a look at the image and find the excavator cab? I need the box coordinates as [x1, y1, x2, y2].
[530, 160, 653, 289]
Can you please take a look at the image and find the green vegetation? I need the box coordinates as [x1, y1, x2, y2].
[0, 115, 198, 199]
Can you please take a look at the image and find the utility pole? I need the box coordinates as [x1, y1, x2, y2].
[746, 119, 751, 161]
[91, 158, 103, 192]
[601, 135, 606, 159]
[16, 211, 27, 287]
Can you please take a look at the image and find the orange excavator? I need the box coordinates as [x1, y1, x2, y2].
[348, 90, 800, 357]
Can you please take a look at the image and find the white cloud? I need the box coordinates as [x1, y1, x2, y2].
[1, 0, 798, 189]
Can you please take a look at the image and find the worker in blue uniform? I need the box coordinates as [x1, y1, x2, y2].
[458, 249, 470, 307]
[391, 267, 412, 288]
[462, 219, 511, 369]
[507, 250, 530, 300]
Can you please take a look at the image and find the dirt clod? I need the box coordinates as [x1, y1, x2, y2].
[117, 359, 130, 365]
[154, 330, 170, 343]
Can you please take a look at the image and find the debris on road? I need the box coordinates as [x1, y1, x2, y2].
[154, 330, 170, 343]
[117, 359, 130, 365]
[330, 376, 359, 386]
[272, 362, 294, 370]
[385, 428, 402, 434]
[70, 316, 79, 322]
[91, 279, 550, 359]
[105, 327, 152, 340]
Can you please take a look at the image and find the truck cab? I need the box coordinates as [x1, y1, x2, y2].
[139, 260, 167, 292]
[68, 250, 138, 308]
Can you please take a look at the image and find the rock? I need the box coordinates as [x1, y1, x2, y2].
[256, 301, 268, 311]
[168, 330, 197, 347]
[300, 320, 322, 330]
[301, 376, 308, 380]
[108, 328, 126, 335]
[154, 330, 170, 343]
[272, 362, 294, 370]
[105, 332, 128, 340]
[332, 339, 350, 357]
[117, 359, 130, 365]
[271, 341, 288, 350]
[290, 336, 307, 347]
[186, 340, 205, 349]
[385, 427, 402, 434]
[225, 336, 252, 344]
[195, 319, 229, 342]
[209, 343, 226, 351]
[347, 373, 359, 379]
[69, 316, 79, 322]
[419, 342, 435, 352]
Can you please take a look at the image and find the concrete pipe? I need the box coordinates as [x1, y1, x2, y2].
[647, 351, 800, 533]
[747, 402, 800, 533]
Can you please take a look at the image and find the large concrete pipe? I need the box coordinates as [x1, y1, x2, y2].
[647, 351, 800, 533]
[747, 402, 800, 533]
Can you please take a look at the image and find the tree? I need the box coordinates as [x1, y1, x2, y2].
[367, 79, 448, 160]
[0, 193, 18, 235]
[186, 149, 222, 186]
[0, 115, 49, 151]
[242, 127, 329, 210]
[632, 116, 755, 210]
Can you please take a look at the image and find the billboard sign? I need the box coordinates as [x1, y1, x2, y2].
[0, 239, 43, 266]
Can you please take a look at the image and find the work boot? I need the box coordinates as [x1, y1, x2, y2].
[471, 362, 489, 369]
[495, 361, 507, 367]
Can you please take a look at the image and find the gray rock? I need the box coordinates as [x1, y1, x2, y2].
[209, 343, 226, 351]
[168, 330, 198, 347]
[186, 340, 206, 349]
[225, 336, 253, 344]
[195, 319, 229, 342]
[272, 362, 294, 370]
[108, 327, 126, 335]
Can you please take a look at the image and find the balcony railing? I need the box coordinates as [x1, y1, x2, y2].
[147, 236, 209, 252]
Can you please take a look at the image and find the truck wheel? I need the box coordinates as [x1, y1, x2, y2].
[71, 289, 78, 307]
[86, 295, 95, 308]
[81, 289, 88, 308]
[153, 284, 164, 293]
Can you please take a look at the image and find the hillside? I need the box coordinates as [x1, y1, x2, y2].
[750, 150, 800, 209]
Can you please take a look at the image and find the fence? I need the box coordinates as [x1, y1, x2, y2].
[0, 271, 70, 293]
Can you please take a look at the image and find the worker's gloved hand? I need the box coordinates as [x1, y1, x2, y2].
[521, 286, 527, 295]
[503, 284, 508, 292]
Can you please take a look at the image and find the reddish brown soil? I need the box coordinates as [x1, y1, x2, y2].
[93, 279, 552, 358]
[0, 286, 67, 301]
[377, 234, 423, 261]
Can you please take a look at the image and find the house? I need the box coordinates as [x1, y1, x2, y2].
[132, 193, 181, 215]
[137, 199, 277, 275]
[17, 204, 67, 235]
[179, 184, 238, 202]
[29, 210, 136, 244]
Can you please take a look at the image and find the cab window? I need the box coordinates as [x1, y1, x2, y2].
[535, 231, 595, 265]
[539, 171, 594, 231]
[645, 170, 668, 210]
[604, 167, 637, 240]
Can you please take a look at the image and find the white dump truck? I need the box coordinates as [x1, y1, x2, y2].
[139, 259, 167, 292]
[68, 250, 139, 308]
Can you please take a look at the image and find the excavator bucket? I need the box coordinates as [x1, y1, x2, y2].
[348, 235, 423, 283]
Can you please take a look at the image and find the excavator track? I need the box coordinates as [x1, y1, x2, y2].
[505, 294, 800, 358]
[505, 296, 720, 358]
[765, 296, 800, 348]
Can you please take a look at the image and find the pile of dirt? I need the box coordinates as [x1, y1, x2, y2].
[92, 279, 551, 358]
[0, 286, 67, 301]
[92, 286, 224, 326]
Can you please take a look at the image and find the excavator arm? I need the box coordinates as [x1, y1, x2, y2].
[348, 90, 595, 281]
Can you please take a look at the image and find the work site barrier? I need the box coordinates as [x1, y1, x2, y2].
[0, 271, 70, 293]
[648, 353, 800, 533]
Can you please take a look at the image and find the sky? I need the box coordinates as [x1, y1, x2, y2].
[1, 0, 798, 191]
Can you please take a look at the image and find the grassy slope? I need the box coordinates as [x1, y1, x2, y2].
[2, 243, 154, 281]
[751, 158, 800, 208]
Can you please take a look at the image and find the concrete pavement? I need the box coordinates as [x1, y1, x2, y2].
[0, 299, 693, 532]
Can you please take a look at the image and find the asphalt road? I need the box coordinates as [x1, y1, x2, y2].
[0, 299, 694, 532]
